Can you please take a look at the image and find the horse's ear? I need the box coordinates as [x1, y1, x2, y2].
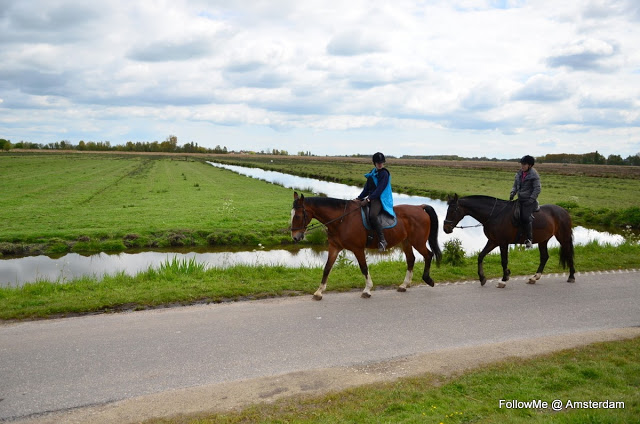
[454, 193, 459, 201]
[294, 191, 299, 200]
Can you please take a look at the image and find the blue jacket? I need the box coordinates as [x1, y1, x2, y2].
[358, 167, 395, 217]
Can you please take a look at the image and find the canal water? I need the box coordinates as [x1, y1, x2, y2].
[0, 162, 625, 287]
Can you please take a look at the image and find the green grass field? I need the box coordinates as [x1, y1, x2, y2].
[0, 153, 299, 254]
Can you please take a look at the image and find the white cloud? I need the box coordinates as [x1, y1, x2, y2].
[0, 0, 639, 158]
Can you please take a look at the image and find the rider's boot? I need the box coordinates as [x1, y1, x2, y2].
[374, 216, 387, 252]
[524, 221, 533, 249]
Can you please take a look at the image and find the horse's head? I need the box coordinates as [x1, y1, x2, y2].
[291, 192, 311, 242]
[443, 194, 464, 234]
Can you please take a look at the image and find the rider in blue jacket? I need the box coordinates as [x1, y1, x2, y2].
[357, 152, 395, 251]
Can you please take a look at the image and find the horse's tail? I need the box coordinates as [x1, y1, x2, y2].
[557, 207, 575, 269]
[423, 205, 442, 265]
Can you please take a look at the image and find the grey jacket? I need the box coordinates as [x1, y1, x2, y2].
[510, 167, 541, 201]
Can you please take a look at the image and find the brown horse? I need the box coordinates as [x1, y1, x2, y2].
[443, 194, 575, 288]
[291, 192, 442, 300]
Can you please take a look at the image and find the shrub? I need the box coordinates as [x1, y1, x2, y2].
[304, 228, 328, 245]
[443, 238, 466, 266]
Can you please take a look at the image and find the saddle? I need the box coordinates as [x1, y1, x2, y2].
[360, 205, 397, 230]
[511, 199, 540, 226]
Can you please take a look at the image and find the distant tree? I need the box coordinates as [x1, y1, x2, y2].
[0, 138, 11, 150]
[626, 154, 640, 166]
[13, 141, 40, 149]
[160, 135, 178, 152]
[59, 140, 74, 150]
[607, 154, 624, 165]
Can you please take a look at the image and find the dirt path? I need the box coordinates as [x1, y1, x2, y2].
[16, 327, 640, 424]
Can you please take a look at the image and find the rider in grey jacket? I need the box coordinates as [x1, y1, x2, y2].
[510, 155, 541, 248]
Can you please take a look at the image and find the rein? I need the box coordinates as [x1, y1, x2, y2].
[445, 197, 499, 229]
[292, 201, 361, 233]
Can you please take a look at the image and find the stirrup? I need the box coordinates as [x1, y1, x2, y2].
[524, 239, 533, 249]
[378, 240, 387, 252]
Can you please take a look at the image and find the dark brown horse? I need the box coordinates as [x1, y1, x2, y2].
[291, 192, 442, 300]
[443, 194, 575, 288]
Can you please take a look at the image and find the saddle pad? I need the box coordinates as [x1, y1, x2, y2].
[361, 206, 397, 230]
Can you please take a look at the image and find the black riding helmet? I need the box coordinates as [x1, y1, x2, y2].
[372, 152, 386, 164]
[520, 155, 535, 166]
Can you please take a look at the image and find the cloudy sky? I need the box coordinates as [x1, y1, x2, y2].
[1, 0, 639, 158]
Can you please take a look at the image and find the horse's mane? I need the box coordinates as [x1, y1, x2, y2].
[459, 195, 512, 212]
[463, 195, 509, 204]
[305, 196, 350, 209]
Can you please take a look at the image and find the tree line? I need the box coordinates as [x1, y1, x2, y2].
[538, 151, 640, 166]
[402, 151, 640, 166]
[0, 136, 229, 154]
[0, 136, 302, 156]
[1, 137, 638, 165]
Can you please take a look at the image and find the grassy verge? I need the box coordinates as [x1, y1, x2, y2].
[1, 241, 637, 321]
[147, 336, 640, 423]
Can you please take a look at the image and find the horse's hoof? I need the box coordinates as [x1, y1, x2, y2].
[480, 277, 487, 286]
[496, 282, 506, 288]
[503, 269, 511, 281]
[567, 277, 575, 283]
[313, 294, 323, 301]
[424, 277, 434, 287]
[527, 278, 536, 284]
[397, 286, 407, 292]
[361, 292, 371, 299]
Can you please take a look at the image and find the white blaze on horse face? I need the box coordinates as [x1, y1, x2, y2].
[291, 208, 305, 241]
[290, 208, 299, 239]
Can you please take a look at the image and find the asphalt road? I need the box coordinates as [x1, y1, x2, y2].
[1, 270, 639, 422]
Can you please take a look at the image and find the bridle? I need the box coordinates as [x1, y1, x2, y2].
[444, 197, 499, 229]
[290, 201, 361, 234]
[290, 202, 312, 232]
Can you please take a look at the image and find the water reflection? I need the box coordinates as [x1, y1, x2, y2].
[0, 162, 626, 287]
[0, 247, 403, 287]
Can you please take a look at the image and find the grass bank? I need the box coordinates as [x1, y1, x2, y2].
[209, 155, 640, 229]
[1, 241, 637, 321]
